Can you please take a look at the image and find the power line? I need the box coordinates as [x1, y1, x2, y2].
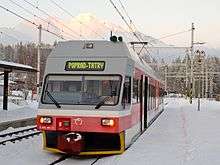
[108, 0, 142, 42]
[109, 0, 157, 63]
[0, 4, 65, 40]
[157, 29, 191, 41]
[49, 0, 105, 40]
[23, 0, 83, 39]
[9, 0, 76, 40]
[118, 0, 133, 25]
[117, 0, 146, 42]
[118, 0, 191, 45]
[114, 0, 139, 42]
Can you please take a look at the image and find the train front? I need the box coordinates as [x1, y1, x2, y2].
[37, 40, 133, 155]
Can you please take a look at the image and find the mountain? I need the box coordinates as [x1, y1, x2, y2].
[0, 13, 167, 45]
[0, 27, 33, 44]
[0, 13, 219, 61]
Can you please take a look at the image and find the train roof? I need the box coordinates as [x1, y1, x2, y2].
[50, 40, 161, 82]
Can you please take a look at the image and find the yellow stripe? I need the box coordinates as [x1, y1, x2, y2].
[42, 131, 64, 153]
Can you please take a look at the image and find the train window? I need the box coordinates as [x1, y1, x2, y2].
[149, 84, 151, 110]
[149, 84, 156, 110]
[42, 75, 121, 106]
[132, 79, 139, 103]
[122, 76, 131, 108]
[132, 79, 138, 103]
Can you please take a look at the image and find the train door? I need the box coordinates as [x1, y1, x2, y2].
[140, 75, 148, 131]
[140, 76, 143, 131]
[144, 76, 148, 129]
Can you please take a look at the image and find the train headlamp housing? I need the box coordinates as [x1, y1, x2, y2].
[39, 116, 52, 124]
[101, 118, 115, 127]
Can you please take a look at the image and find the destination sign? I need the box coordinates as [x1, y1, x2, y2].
[65, 61, 105, 71]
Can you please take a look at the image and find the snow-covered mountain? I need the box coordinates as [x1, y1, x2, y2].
[0, 13, 167, 46]
[0, 13, 219, 61]
[0, 27, 33, 44]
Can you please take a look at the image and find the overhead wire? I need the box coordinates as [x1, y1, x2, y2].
[49, 0, 106, 40]
[8, 0, 77, 40]
[23, 0, 83, 39]
[49, 0, 135, 41]
[108, 0, 142, 42]
[0, 4, 65, 40]
[155, 29, 191, 42]
[117, 0, 147, 44]
[110, 0, 194, 67]
[109, 0, 154, 62]
[117, 0, 192, 58]
[111, 0, 192, 47]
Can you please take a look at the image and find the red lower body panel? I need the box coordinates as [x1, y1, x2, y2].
[57, 133, 84, 154]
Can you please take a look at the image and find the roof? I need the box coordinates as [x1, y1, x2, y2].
[0, 60, 37, 72]
[49, 40, 160, 80]
[49, 40, 130, 58]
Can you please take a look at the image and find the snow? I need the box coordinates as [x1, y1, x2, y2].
[0, 60, 34, 70]
[96, 98, 220, 165]
[0, 135, 97, 165]
[0, 135, 61, 165]
[0, 125, 35, 135]
[1, 98, 220, 164]
[0, 99, 38, 123]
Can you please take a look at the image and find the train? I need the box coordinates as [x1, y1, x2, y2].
[37, 39, 165, 155]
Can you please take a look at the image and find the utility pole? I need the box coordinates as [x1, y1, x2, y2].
[198, 76, 201, 111]
[198, 50, 202, 111]
[190, 23, 195, 103]
[165, 65, 168, 92]
[37, 24, 42, 98]
[185, 50, 189, 91]
[210, 75, 213, 98]
[205, 61, 208, 98]
[201, 54, 205, 98]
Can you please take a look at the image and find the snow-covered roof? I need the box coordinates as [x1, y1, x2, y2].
[0, 60, 37, 72]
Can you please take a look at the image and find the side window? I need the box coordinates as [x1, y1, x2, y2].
[149, 84, 156, 110]
[132, 79, 139, 103]
[122, 76, 131, 108]
[149, 84, 151, 110]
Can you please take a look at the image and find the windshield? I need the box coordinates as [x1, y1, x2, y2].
[42, 75, 121, 106]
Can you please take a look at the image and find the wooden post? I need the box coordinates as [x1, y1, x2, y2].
[3, 71, 9, 110]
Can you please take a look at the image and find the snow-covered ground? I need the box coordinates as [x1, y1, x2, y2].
[0, 98, 220, 165]
[96, 98, 220, 165]
[0, 99, 38, 123]
[0, 135, 97, 164]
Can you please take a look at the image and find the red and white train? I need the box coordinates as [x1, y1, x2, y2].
[37, 39, 165, 155]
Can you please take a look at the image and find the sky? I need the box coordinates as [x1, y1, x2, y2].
[0, 0, 220, 48]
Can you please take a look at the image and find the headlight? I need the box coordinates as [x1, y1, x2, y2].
[39, 116, 52, 124]
[101, 118, 115, 127]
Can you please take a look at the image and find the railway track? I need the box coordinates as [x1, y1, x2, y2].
[0, 126, 41, 145]
[48, 155, 101, 165]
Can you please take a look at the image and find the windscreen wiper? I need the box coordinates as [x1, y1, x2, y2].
[95, 96, 111, 109]
[46, 91, 61, 108]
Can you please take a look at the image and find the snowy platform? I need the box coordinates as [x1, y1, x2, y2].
[96, 98, 220, 165]
[0, 100, 38, 130]
[1, 98, 220, 165]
